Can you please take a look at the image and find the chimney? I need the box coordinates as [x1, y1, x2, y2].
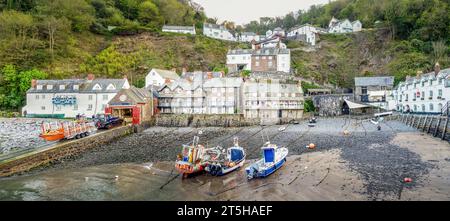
[31, 79, 37, 88]
[87, 74, 95, 81]
[207, 72, 213, 79]
[435, 62, 440, 75]
[416, 71, 422, 77]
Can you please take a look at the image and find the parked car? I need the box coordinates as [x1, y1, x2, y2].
[93, 114, 123, 129]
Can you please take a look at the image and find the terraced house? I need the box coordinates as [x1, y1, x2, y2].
[394, 63, 450, 115]
[243, 78, 304, 123]
[23, 74, 130, 118]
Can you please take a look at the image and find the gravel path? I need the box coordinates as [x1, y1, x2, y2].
[21, 117, 442, 200]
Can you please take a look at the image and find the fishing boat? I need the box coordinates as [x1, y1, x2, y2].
[39, 121, 96, 141]
[203, 137, 246, 176]
[175, 136, 206, 178]
[308, 117, 317, 127]
[245, 142, 288, 180]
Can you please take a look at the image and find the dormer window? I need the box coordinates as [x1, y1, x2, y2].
[37, 85, 43, 90]
[59, 85, 65, 90]
[93, 84, 102, 90]
[73, 85, 79, 90]
[106, 84, 116, 90]
[47, 85, 53, 90]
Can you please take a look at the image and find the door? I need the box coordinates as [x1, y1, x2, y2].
[132, 106, 140, 125]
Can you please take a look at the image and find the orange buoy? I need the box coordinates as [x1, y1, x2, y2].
[343, 130, 350, 136]
[308, 143, 316, 149]
[404, 177, 412, 183]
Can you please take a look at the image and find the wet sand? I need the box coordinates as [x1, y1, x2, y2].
[0, 118, 449, 201]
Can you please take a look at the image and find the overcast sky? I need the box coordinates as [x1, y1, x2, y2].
[192, 0, 330, 25]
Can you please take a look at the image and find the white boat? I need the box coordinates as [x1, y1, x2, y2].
[245, 142, 288, 180]
[203, 137, 246, 176]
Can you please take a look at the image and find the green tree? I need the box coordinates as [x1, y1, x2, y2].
[137, 0, 162, 27]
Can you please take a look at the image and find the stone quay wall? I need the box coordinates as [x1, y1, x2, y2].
[155, 114, 261, 127]
[0, 125, 134, 177]
[312, 94, 354, 117]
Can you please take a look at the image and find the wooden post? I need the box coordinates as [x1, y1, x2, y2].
[442, 117, 448, 140]
[410, 115, 415, 127]
[416, 116, 422, 128]
[427, 117, 433, 134]
[434, 117, 442, 137]
[422, 116, 428, 131]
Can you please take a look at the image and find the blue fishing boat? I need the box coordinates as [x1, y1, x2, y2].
[245, 142, 288, 180]
[203, 137, 246, 176]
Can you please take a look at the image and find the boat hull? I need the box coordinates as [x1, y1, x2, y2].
[39, 133, 65, 141]
[246, 157, 286, 179]
[206, 159, 245, 176]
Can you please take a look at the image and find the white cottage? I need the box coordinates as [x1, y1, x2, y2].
[162, 25, 196, 35]
[328, 17, 361, 34]
[203, 23, 236, 41]
[145, 68, 180, 88]
[23, 74, 130, 118]
[287, 24, 319, 46]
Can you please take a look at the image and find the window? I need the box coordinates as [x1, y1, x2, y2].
[269, 56, 273, 60]
[37, 85, 43, 90]
[47, 85, 53, 90]
[268, 61, 273, 67]
[430, 104, 434, 111]
[93, 84, 102, 90]
[439, 78, 443, 84]
[87, 104, 93, 111]
[438, 89, 443, 97]
[59, 85, 65, 90]
[429, 80, 432, 86]
[73, 85, 79, 90]
[361, 86, 367, 95]
[102, 94, 108, 101]
[421, 81, 425, 87]
[106, 84, 116, 90]
[73, 104, 78, 111]
[255, 62, 260, 67]
[262, 56, 266, 60]
[422, 104, 425, 112]
[413, 105, 417, 112]
[429, 90, 433, 99]
[88, 95, 93, 101]
[255, 57, 260, 60]
[56, 105, 61, 111]
[41, 95, 45, 99]
[35, 95, 40, 100]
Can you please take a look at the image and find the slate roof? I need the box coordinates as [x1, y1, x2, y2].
[227, 48, 290, 56]
[354, 76, 394, 87]
[399, 68, 450, 86]
[151, 68, 180, 80]
[28, 78, 128, 93]
[202, 77, 243, 88]
[109, 86, 152, 105]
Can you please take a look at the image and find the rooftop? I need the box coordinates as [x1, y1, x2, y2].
[162, 25, 195, 31]
[354, 76, 394, 87]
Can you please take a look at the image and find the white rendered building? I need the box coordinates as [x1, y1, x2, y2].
[23, 75, 130, 118]
[145, 68, 180, 88]
[287, 24, 319, 46]
[328, 17, 361, 34]
[203, 23, 236, 41]
[162, 25, 196, 35]
[394, 64, 450, 114]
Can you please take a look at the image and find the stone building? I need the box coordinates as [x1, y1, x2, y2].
[243, 78, 304, 123]
[312, 94, 354, 116]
